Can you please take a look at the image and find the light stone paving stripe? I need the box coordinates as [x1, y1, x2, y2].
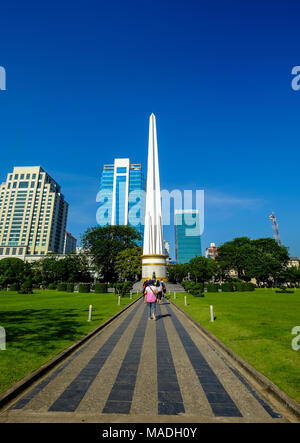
[47, 301, 143, 412]
[159, 302, 214, 417]
[75, 301, 146, 413]
[163, 301, 242, 417]
[155, 305, 185, 415]
[16, 304, 140, 412]
[170, 302, 281, 420]
[102, 305, 148, 414]
[130, 308, 158, 416]
[166, 300, 282, 420]
[9, 300, 144, 415]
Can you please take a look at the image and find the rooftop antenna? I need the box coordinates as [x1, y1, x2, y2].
[269, 212, 281, 246]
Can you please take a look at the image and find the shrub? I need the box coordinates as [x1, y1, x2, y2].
[205, 283, 220, 292]
[18, 278, 33, 294]
[9, 283, 19, 291]
[221, 282, 234, 292]
[48, 283, 57, 290]
[79, 283, 90, 293]
[191, 291, 205, 297]
[57, 283, 68, 292]
[114, 281, 132, 296]
[184, 282, 204, 297]
[67, 283, 74, 292]
[95, 283, 108, 293]
[276, 286, 294, 294]
[245, 282, 255, 291]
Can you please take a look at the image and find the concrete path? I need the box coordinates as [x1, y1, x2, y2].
[0, 299, 291, 422]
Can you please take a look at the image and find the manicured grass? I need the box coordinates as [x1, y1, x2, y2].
[0, 290, 140, 394]
[172, 288, 300, 404]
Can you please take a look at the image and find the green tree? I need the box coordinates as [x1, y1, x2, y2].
[217, 237, 289, 284]
[81, 225, 141, 282]
[0, 258, 30, 287]
[279, 266, 300, 285]
[188, 256, 218, 283]
[30, 253, 91, 285]
[115, 247, 142, 281]
[217, 237, 252, 279]
[167, 263, 189, 283]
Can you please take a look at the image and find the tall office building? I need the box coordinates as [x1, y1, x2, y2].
[205, 242, 218, 259]
[97, 158, 145, 245]
[0, 167, 68, 257]
[63, 232, 77, 254]
[175, 209, 202, 263]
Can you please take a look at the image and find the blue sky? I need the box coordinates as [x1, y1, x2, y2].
[0, 0, 299, 259]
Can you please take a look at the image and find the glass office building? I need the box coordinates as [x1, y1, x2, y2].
[174, 209, 202, 263]
[97, 159, 145, 245]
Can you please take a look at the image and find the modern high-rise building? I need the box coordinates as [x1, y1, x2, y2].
[63, 232, 77, 254]
[0, 167, 68, 258]
[174, 209, 202, 263]
[163, 240, 170, 257]
[97, 158, 145, 245]
[205, 242, 218, 259]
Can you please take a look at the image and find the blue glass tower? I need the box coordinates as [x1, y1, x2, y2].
[175, 209, 202, 263]
[97, 159, 145, 245]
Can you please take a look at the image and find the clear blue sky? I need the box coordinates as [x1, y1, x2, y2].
[0, 0, 299, 259]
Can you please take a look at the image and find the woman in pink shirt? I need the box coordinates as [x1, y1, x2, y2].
[144, 280, 158, 320]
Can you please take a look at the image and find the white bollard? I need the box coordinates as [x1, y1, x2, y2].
[130, 291, 132, 299]
[0, 327, 6, 350]
[118, 295, 121, 306]
[88, 305, 92, 322]
[174, 291, 176, 299]
[210, 305, 214, 322]
[184, 295, 187, 306]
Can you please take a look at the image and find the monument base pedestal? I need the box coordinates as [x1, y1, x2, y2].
[141, 254, 167, 281]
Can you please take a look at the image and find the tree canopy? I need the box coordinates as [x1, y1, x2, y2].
[81, 225, 141, 282]
[115, 247, 142, 281]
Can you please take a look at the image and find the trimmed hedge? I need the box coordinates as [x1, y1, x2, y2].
[95, 283, 108, 293]
[18, 278, 33, 294]
[67, 283, 74, 292]
[9, 283, 20, 291]
[182, 280, 255, 293]
[79, 283, 90, 293]
[48, 283, 57, 290]
[205, 283, 220, 292]
[221, 282, 234, 292]
[114, 281, 133, 296]
[57, 283, 68, 292]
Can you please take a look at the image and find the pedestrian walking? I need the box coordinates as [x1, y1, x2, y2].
[143, 280, 149, 302]
[160, 280, 166, 299]
[144, 280, 158, 320]
[155, 280, 163, 304]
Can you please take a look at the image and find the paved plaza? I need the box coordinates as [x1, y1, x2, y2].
[0, 298, 290, 422]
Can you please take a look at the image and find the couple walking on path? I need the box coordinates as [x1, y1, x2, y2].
[143, 279, 166, 320]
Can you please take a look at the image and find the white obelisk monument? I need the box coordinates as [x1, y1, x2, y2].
[142, 113, 167, 281]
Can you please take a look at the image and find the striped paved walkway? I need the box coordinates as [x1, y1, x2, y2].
[0, 298, 289, 422]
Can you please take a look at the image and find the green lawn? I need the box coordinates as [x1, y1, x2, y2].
[0, 290, 140, 394]
[172, 288, 300, 404]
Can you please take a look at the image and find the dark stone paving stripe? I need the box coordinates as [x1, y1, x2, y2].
[47, 301, 142, 412]
[164, 301, 242, 417]
[11, 333, 101, 410]
[202, 339, 282, 418]
[224, 362, 282, 418]
[156, 305, 185, 415]
[102, 305, 148, 414]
